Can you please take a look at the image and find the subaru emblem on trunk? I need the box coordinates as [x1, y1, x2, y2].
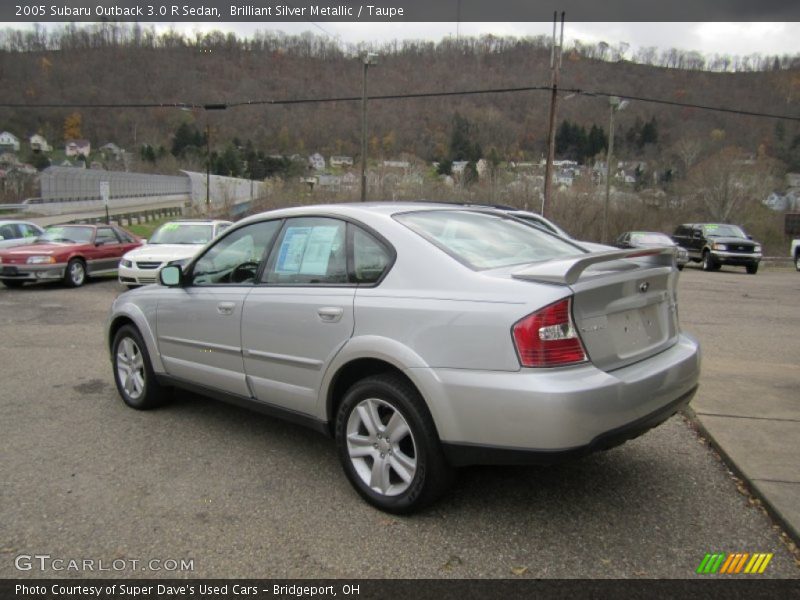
[639, 282, 650, 293]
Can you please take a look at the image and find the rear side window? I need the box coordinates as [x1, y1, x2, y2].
[395, 210, 583, 270]
[352, 226, 391, 284]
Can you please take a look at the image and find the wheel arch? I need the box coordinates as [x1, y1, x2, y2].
[107, 305, 164, 373]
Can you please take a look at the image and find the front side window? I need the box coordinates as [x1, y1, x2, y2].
[95, 228, 120, 245]
[264, 218, 347, 285]
[0, 223, 19, 239]
[191, 220, 281, 285]
[396, 210, 583, 270]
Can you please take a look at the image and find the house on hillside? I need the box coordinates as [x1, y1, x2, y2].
[65, 139, 91, 157]
[308, 153, 326, 171]
[330, 155, 353, 167]
[29, 134, 51, 153]
[99, 143, 123, 160]
[0, 132, 20, 153]
[383, 160, 410, 170]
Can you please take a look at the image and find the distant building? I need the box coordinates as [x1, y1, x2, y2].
[330, 155, 353, 167]
[99, 143, 123, 160]
[383, 160, 410, 170]
[308, 153, 326, 171]
[29, 134, 51, 153]
[0, 132, 20, 153]
[65, 140, 91, 157]
[451, 161, 469, 174]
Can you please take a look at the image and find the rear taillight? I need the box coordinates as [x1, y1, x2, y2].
[512, 297, 587, 367]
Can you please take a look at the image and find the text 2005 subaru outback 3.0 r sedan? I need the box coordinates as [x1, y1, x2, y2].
[107, 203, 700, 513]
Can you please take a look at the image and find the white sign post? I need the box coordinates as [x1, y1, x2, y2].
[100, 181, 110, 224]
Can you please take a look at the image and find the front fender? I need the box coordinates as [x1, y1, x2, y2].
[106, 298, 164, 373]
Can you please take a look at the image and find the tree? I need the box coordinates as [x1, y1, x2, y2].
[63, 112, 82, 141]
[449, 113, 481, 162]
[140, 144, 156, 163]
[686, 147, 779, 222]
[171, 122, 205, 157]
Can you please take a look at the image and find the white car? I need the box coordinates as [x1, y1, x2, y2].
[0, 220, 45, 249]
[118, 219, 232, 287]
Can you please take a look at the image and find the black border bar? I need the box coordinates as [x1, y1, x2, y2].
[4, 579, 800, 600]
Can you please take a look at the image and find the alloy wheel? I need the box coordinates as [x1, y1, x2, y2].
[345, 397, 418, 497]
[116, 336, 146, 401]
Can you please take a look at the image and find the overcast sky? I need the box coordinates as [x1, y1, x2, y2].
[163, 21, 800, 57]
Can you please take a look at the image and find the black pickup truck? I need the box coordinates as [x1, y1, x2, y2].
[672, 223, 762, 274]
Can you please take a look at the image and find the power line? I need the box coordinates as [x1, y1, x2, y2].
[1, 85, 798, 122]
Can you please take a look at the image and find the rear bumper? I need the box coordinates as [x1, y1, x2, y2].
[409, 333, 700, 464]
[442, 385, 696, 466]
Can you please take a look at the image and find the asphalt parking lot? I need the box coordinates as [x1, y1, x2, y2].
[1, 266, 798, 579]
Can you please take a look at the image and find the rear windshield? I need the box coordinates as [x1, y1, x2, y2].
[631, 232, 673, 245]
[395, 210, 583, 270]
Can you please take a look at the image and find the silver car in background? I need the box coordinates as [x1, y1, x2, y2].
[107, 203, 700, 513]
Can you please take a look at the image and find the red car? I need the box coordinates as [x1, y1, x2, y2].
[0, 224, 142, 288]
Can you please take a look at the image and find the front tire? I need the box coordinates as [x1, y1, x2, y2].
[702, 251, 719, 272]
[746, 263, 759, 275]
[112, 325, 169, 410]
[64, 258, 86, 287]
[335, 374, 453, 514]
[2, 280, 24, 288]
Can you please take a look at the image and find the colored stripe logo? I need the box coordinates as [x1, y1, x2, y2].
[696, 553, 773, 574]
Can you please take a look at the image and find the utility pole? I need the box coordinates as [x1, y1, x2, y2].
[360, 53, 378, 202]
[542, 11, 564, 218]
[203, 103, 227, 213]
[602, 96, 628, 244]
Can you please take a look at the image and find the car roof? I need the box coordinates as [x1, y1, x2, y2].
[234, 202, 503, 226]
[159, 219, 232, 224]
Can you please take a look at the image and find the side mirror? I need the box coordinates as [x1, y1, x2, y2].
[159, 265, 182, 287]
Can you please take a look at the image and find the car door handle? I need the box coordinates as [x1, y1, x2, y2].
[217, 301, 236, 316]
[317, 307, 344, 323]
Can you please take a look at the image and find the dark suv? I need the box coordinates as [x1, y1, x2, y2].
[672, 223, 762, 274]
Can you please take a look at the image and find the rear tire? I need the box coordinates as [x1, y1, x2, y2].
[335, 374, 454, 514]
[112, 325, 169, 410]
[64, 258, 86, 287]
[795, 253, 800, 272]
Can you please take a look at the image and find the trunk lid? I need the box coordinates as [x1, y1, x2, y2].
[512, 247, 680, 371]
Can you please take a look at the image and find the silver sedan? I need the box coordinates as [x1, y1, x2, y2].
[106, 203, 700, 513]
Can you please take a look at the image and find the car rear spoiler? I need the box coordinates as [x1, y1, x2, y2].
[512, 247, 677, 286]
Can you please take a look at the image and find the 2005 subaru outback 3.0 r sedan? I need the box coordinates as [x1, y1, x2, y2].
[107, 203, 700, 513]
